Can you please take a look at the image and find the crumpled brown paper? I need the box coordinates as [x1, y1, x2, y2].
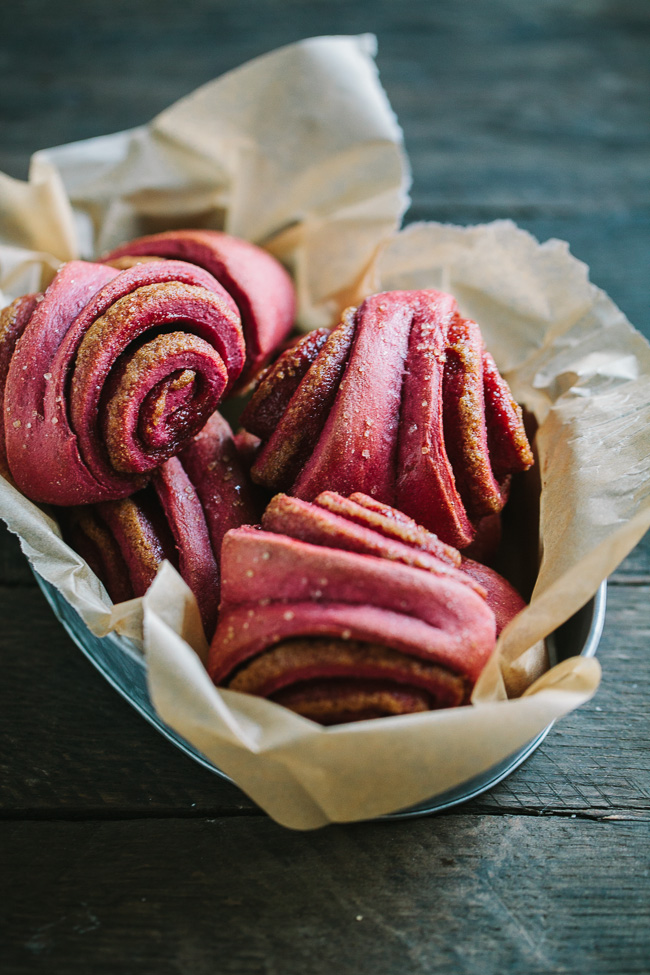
[2, 35, 648, 829]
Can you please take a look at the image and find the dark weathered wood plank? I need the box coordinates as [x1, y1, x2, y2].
[2, 1, 649, 210]
[0, 523, 35, 588]
[1, 573, 648, 819]
[0, 582, 257, 816]
[2, 4, 649, 343]
[1, 815, 648, 975]
[0, 2, 648, 972]
[610, 532, 650, 583]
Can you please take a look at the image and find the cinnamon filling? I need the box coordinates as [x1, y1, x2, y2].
[227, 637, 470, 711]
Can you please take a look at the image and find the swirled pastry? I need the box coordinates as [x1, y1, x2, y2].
[241, 290, 533, 549]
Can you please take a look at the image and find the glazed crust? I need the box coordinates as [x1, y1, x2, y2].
[230, 637, 470, 721]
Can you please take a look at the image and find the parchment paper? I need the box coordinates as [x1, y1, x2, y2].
[2, 35, 649, 829]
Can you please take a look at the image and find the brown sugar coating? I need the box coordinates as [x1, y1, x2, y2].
[442, 316, 506, 519]
[273, 682, 432, 724]
[317, 491, 462, 567]
[248, 309, 357, 491]
[102, 229, 297, 386]
[482, 350, 534, 478]
[228, 637, 470, 711]
[0, 294, 40, 479]
[99, 495, 171, 595]
[242, 327, 331, 440]
[104, 255, 164, 270]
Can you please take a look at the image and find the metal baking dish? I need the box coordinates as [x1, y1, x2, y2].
[34, 572, 606, 818]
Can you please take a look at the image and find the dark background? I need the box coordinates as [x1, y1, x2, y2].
[1, 0, 648, 339]
[1, 2, 649, 973]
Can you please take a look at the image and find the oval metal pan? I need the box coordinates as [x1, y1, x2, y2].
[34, 573, 607, 817]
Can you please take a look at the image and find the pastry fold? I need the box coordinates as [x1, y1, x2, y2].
[209, 491, 525, 724]
[102, 230, 296, 387]
[2, 260, 245, 505]
[241, 290, 533, 549]
[0, 294, 40, 480]
[62, 412, 259, 637]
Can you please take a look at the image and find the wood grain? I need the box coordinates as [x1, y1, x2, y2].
[1, 1, 649, 972]
[1, 816, 648, 975]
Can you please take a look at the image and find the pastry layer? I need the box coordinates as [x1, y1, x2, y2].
[242, 289, 533, 549]
[2, 260, 244, 505]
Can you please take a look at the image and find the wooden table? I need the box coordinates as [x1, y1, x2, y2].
[1, 3, 649, 972]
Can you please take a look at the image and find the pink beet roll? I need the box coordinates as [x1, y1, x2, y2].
[209, 492, 527, 724]
[242, 289, 534, 550]
[102, 229, 296, 388]
[1, 260, 245, 506]
[61, 412, 260, 639]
